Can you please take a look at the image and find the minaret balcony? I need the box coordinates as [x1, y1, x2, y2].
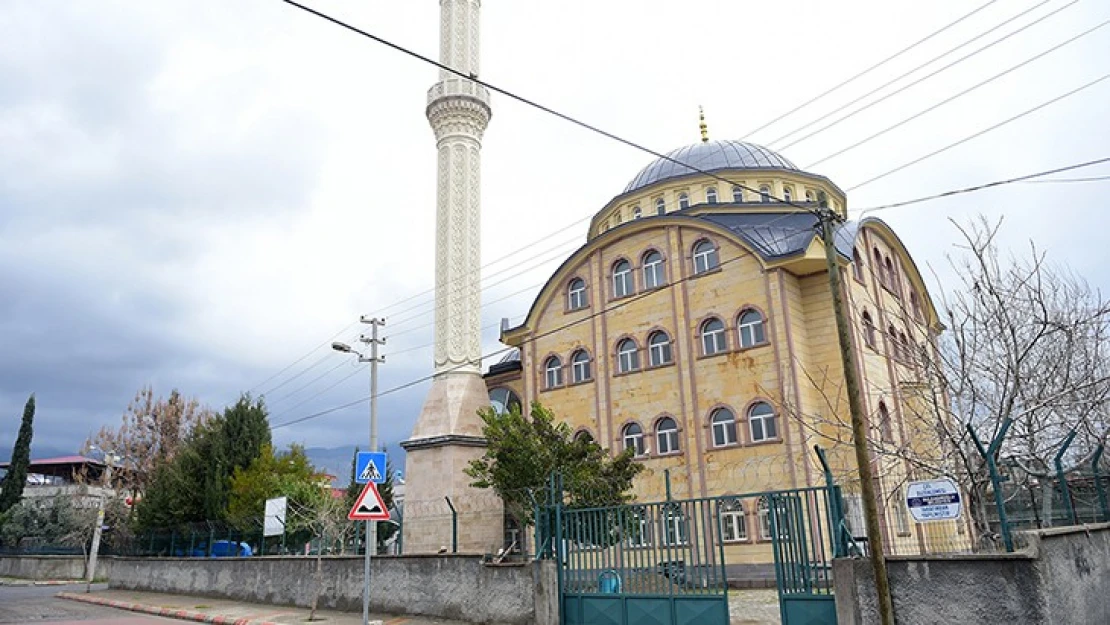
[427, 77, 491, 108]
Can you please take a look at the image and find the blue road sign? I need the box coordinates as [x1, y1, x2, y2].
[356, 451, 388, 484]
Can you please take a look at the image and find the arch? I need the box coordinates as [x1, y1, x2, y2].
[620, 421, 646, 456]
[737, 307, 767, 348]
[647, 329, 673, 367]
[732, 185, 744, 203]
[805, 189, 816, 203]
[759, 185, 771, 203]
[699, 316, 728, 356]
[852, 248, 864, 282]
[720, 496, 748, 542]
[692, 238, 720, 274]
[709, 406, 738, 447]
[655, 197, 666, 215]
[899, 331, 911, 363]
[910, 290, 923, 320]
[878, 401, 893, 443]
[746, 401, 778, 442]
[861, 310, 877, 348]
[488, 387, 522, 415]
[884, 256, 899, 294]
[706, 187, 718, 204]
[782, 186, 793, 203]
[632, 206, 642, 220]
[543, 354, 564, 389]
[677, 192, 689, 210]
[567, 277, 588, 311]
[654, 415, 681, 455]
[872, 247, 884, 284]
[611, 258, 634, 298]
[573, 427, 596, 443]
[615, 337, 641, 373]
[888, 324, 900, 359]
[570, 348, 592, 383]
[642, 249, 666, 289]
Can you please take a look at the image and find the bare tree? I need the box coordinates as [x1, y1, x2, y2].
[86, 387, 214, 497]
[286, 495, 354, 621]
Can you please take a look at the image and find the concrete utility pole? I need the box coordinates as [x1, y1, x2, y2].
[819, 209, 896, 625]
[86, 451, 116, 592]
[360, 316, 384, 625]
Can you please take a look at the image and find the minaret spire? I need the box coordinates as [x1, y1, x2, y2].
[699, 105, 709, 143]
[401, 0, 504, 555]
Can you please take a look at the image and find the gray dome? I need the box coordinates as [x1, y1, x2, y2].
[623, 140, 797, 194]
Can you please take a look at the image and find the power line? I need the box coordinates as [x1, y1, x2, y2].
[248, 321, 358, 394]
[853, 156, 1110, 214]
[769, 0, 1072, 151]
[1022, 174, 1110, 184]
[741, 0, 1000, 140]
[804, 17, 1110, 170]
[846, 72, 1110, 192]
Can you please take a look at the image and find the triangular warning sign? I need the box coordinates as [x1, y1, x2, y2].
[358, 461, 382, 483]
[348, 482, 390, 521]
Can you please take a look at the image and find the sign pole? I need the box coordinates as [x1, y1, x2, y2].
[350, 465, 389, 625]
[363, 519, 371, 625]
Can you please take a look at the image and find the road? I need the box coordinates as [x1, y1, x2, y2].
[0, 583, 179, 624]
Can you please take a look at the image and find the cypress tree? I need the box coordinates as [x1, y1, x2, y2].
[0, 394, 36, 515]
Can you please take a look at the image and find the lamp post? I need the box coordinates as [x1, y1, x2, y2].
[333, 316, 384, 625]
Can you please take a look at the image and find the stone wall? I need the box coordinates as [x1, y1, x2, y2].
[834, 523, 1110, 625]
[0, 554, 106, 580]
[109, 554, 555, 625]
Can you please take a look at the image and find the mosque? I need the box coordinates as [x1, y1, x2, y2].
[400, 0, 960, 561]
[482, 121, 960, 560]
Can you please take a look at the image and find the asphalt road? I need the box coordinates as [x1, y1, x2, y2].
[0, 583, 179, 624]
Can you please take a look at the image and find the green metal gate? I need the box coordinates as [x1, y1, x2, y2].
[542, 495, 730, 625]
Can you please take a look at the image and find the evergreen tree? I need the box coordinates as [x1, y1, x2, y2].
[343, 447, 361, 513]
[0, 394, 36, 515]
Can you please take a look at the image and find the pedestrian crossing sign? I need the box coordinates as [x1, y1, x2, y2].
[355, 451, 387, 484]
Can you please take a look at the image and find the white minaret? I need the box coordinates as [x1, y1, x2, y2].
[400, 0, 504, 555]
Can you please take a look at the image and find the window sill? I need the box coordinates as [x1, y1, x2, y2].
[722, 538, 752, 545]
[644, 360, 676, 372]
[691, 267, 723, 279]
[696, 350, 729, 361]
[653, 451, 684, 459]
[565, 304, 590, 314]
[568, 378, 594, 388]
[613, 368, 642, 378]
[746, 437, 783, 447]
[710, 442, 742, 451]
[736, 341, 771, 353]
[639, 284, 668, 294]
[609, 293, 634, 303]
[539, 385, 565, 394]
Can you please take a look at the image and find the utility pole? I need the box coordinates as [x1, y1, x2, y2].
[86, 452, 115, 592]
[360, 315, 384, 625]
[819, 208, 895, 625]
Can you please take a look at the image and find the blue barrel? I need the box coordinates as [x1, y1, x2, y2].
[598, 570, 622, 594]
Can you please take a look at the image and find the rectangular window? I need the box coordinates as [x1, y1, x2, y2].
[722, 510, 747, 542]
[643, 260, 664, 289]
[613, 271, 632, 298]
[662, 511, 687, 546]
[657, 429, 679, 454]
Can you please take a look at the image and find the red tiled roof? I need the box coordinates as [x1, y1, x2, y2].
[0, 455, 104, 469]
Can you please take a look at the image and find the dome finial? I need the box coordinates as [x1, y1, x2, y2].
[699, 106, 709, 143]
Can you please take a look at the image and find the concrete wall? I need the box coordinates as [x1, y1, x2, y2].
[109, 554, 555, 625]
[0, 554, 109, 580]
[835, 523, 1110, 625]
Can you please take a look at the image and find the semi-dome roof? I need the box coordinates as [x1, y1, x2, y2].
[623, 139, 797, 194]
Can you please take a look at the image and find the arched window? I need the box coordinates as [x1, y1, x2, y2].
[656, 417, 680, 454]
[544, 356, 563, 389]
[701, 318, 727, 356]
[571, 349, 591, 383]
[899, 332, 911, 363]
[647, 331, 673, 366]
[758, 497, 772, 540]
[879, 401, 894, 443]
[632, 206, 642, 220]
[910, 291, 923, 320]
[805, 190, 816, 203]
[662, 502, 687, 545]
[852, 248, 864, 282]
[642, 251, 665, 289]
[655, 197, 666, 216]
[720, 498, 747, 542]
[748, 402, 777, 442]
[862, 311, 876, 348]
[737, 309, 766, 348]
[616, 338, 640, 373]
[677, 192, 689, 210]
[710, 408, 738, 447]
[759, 185, 771, 203]
[884, 257, 898, 294]
[622, 423, 645, 456]
[489, 387, 522, 414]
[706, 187, 718, 204]
[732, 186, 744, 203]
[783, 187, 793, 203]
[692, 240, 719, 274]
[612, 260, 633, 298]
[574, 429, 594, 443]
[614, 211, 623, 225]
[873, 248, 885, 285]
[567, 278, 588, 311]
[888, 325, 900, 359]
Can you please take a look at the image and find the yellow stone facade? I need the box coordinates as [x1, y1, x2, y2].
[485, 139, 965, 561]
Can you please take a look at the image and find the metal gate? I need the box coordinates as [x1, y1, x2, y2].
[541, 495, 730, 625]
[767, 450, 851, 624]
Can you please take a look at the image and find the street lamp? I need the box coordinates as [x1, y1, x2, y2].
[84, 445, 121, 592]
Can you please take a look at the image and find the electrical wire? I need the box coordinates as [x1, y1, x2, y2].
[741, 0, 1000, 140]
[804, 17, 1110, 170]
[846, 72, 1110, 192]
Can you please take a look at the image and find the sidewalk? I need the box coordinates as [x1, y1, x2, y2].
[57, 588, 470, 625]
[1, 576, 84, 586]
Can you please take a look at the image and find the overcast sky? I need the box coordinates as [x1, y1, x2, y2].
[2, 0, 1107, 464]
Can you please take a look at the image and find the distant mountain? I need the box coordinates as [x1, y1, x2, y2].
[303, 445, 407, 486]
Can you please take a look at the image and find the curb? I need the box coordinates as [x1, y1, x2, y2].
[0, 579, 84, 586]
[56, 592, 277, 625]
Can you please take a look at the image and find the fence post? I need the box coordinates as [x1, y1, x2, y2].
[444, 496, 457, 554]
[814, 445, 846, 558]
[1093, 444, 1109, 523]
[968, 418, 1014, 552]
[1054, 430, 1078, 525]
